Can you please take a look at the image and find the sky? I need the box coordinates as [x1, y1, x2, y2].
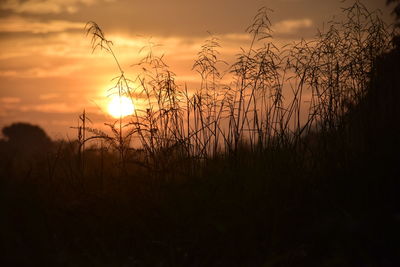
[0, 0, 395, 139]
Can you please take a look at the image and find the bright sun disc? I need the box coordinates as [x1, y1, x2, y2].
[108, 95, 135, 118]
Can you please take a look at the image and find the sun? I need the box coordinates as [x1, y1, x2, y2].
[107, 95, 135, 118]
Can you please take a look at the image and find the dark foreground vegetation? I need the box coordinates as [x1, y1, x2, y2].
[1, 1, 400, 266]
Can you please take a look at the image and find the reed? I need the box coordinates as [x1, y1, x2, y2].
[79, 1, 392, 176]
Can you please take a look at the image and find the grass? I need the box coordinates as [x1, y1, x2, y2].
[1, 1, 399, 266]
[81, 1, 392, 164]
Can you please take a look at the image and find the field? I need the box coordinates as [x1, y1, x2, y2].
[1, 1, 400, 266]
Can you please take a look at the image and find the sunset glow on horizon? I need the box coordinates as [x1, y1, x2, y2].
[0, 0, 393, 139]
[1, 1, 399, 265]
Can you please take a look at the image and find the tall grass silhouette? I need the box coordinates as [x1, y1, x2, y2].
[1, 1, 399, 266]
[80, 1, 393, 175]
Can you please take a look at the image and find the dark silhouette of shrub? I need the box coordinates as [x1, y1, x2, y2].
[388, 0, 400, 46]
[388, 0, 400, 23]
[1, 122, 52, 156]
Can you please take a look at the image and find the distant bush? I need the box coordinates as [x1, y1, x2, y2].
[1, 122, 52, 155]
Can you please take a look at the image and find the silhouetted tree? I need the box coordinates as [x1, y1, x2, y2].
[1, 122, 52, 156]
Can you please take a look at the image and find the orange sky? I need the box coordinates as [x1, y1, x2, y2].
[0, 0, 394, 139]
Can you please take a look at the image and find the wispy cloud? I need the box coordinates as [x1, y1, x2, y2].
[0, 64, 85, 78]
[0, 0, 97, 14]
[0, 97, 21, 104]
[272, 18, 313, 35]
[39, 93, 59, 100]
[19, 103, 81, 113]
[0, 16, 85, 34]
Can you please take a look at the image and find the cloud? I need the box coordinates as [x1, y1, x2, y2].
[39, 93, 59, 100]
[272, 18, 313, 35]
[221, 33, 251, 42]
[0, 97, 21, 118]
[19, 103, 81, 113]
[0, 16, 85, 34]
[0, 97, 21, 104]
[0, 0, 97, 14]
[0, 65, 84, 78]
[0, 70, 18, 76]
